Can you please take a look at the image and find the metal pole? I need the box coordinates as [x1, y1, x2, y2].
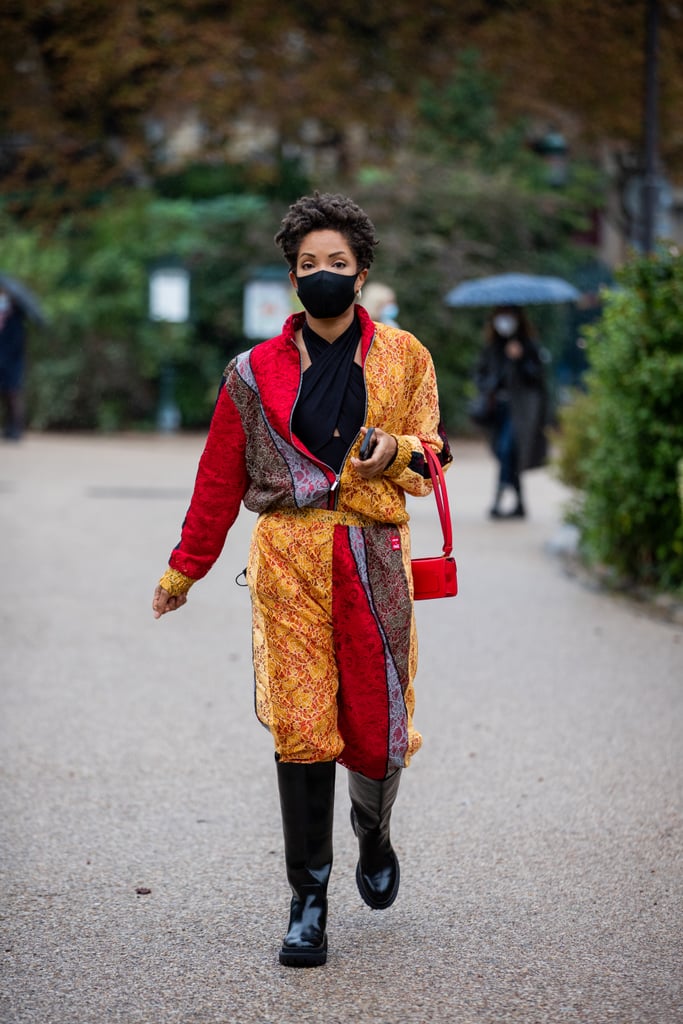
[157, 358, 181, 434]
[641, 0, 660, 252]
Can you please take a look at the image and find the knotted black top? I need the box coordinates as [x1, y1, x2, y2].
[292, 314, 366, 475]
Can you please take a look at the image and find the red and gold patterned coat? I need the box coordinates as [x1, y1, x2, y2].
[160, 305, 451, 594]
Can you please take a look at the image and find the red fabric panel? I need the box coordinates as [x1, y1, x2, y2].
[332, 526, 389, 780]
[250, 329, 301, 442]
[169, 387, 249, 580]
[356, 303, 376, 361]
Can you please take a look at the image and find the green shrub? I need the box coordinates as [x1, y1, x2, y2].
[553, 388, 600, 492]
[561, 247, 683, 593]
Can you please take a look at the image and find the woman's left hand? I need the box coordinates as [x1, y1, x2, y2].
[350, 426, 398, 478]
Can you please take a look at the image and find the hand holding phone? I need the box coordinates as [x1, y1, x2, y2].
[359, 427, 376, 461]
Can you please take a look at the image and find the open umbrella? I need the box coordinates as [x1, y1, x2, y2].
[445, 272, 581, 308]
[0, 273, 48, 325]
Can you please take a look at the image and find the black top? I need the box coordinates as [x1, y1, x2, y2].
[292, 314, 366, 475]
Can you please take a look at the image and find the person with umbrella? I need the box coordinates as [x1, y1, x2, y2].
[0, 286, 27, 441]
[446, 272, 576, 519]
[473, 305, 547, 518]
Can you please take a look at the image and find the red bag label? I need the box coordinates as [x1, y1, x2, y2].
[391, 535, 401, 551]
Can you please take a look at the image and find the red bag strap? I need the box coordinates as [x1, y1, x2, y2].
[422, 445, 453, 557]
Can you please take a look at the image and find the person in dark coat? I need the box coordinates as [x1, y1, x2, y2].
[473, 305, 547, 518]
[0, 289, 27, 441]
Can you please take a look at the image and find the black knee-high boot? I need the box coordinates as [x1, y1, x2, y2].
[489, 482, 505, 518]
[276, 760, 336, 967]
[348, 768, 402, 910]
[511, 473, 526, 517]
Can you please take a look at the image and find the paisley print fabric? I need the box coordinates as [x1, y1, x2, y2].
[248, 508, 421, 780]
[231, 352, 331, 512]
[336, 525, 413, 775]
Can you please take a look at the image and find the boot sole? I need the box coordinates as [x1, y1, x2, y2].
[279, 936, 328, 967]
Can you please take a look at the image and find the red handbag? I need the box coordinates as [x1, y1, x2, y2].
[411, 445, 458, 600]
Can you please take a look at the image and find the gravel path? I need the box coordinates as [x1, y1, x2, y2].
[1, 433, 681, 1024]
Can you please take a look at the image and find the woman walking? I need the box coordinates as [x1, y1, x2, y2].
[473, 305, 547, 518]
[152, 192, 451, 966]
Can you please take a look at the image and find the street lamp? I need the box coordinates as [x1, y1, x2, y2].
[532, 130, 569, 188]
[148, 259, 190, 433]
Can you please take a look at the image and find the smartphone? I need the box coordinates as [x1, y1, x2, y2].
[359, 427, 376, 461]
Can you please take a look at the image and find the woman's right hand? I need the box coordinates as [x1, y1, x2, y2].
[350, 426, 398, 478]
[152, 585, 188, 619]
[505, 339, 524, 360]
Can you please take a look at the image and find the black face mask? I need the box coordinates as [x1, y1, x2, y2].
[295, 269, 359, 320]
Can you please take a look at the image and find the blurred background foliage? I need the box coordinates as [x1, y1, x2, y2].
[555, 247, 683, 593]
[0, 46, 609, 432]
[2, 0, 682, 212]
[0, 194, 272, 429]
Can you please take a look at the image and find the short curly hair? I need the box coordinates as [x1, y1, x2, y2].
[274, 192, 379, 271]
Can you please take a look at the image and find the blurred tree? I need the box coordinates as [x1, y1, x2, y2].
[0, 44, 606, 435]
[350, 51, 605, 430]
[1, 2, 682, 216]
[472, 0, 683, 157]
[0, 1, 472, 213]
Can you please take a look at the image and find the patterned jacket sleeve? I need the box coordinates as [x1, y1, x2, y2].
[159, 386, 249, 593]
[383, 340, 452, 497]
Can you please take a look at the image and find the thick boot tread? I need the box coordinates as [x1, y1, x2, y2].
[279, 935, 328, 967]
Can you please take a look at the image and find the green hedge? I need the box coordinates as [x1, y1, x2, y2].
[556, 247, 683, 593]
